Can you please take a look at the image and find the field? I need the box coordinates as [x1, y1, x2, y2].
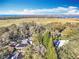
[0, 18, 79, 27]
[0, 18, 79, 59]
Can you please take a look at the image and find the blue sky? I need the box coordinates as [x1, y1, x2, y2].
[0, 0, 79, 15]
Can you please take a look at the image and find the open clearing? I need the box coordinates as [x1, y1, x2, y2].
[0, 18, 79, 27]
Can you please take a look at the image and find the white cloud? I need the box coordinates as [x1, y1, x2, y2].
[0, 6, 79, 15]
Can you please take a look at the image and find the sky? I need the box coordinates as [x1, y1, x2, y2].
[0, 0, 79, 15]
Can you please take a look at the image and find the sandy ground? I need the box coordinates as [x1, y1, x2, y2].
[0, 18, 79, 27]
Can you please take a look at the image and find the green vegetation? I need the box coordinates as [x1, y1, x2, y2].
[43, 31, 50, 48]
[0, 18, 79, 59]
[46, 37, 57, 59]
[42, 31, 57, 59]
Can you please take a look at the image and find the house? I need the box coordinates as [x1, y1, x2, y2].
[53, 40, 69, 48]
[15, 44, 27, 50]
[21, 38, 32, 45]
[53, 30, 61, 37]
[21, 39, 29, 44]
[15, 37, 32, 50]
